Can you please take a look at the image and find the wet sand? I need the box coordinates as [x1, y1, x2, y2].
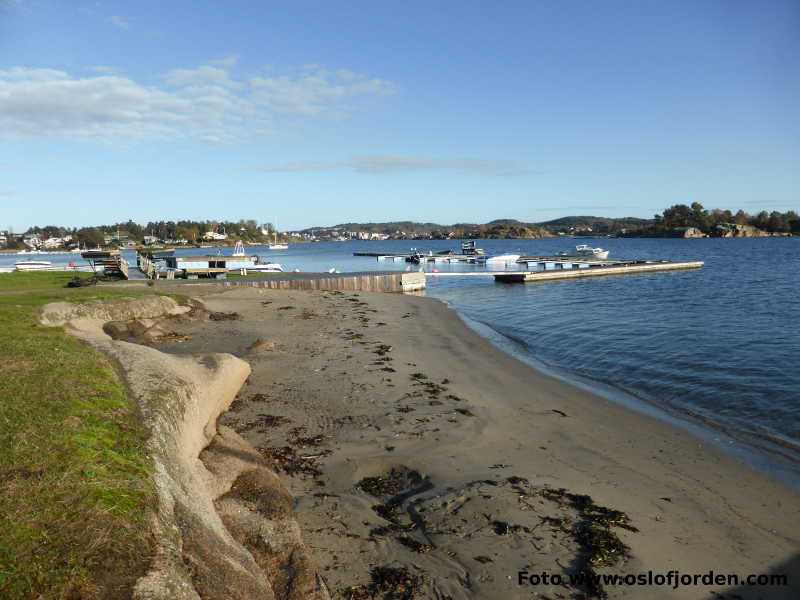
[153, 286, 800, 599]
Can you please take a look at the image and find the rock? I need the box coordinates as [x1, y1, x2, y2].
[103, 321, 130, 339]
[671, 227, 707, 238]
[711, 222, 769, 238]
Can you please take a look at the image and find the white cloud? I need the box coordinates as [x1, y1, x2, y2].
[109, 15, 130, 30]
[251, 156, 528, 176]
[0, 64, 394, 143]
[249, 71, 394, 115]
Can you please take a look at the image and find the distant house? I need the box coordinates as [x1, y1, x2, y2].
[143, 235, 160, 245]
[23, 234, 42, 249]
[203, 231, 228, 241]
[43, 236, 71, 249]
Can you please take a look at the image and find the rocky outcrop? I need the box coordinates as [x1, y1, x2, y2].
[670, 226, 707, 238]
[711, 222, 769, 237]
[40, 297, 329, 600]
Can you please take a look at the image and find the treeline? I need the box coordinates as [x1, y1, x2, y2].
[20, 219, 276, 247]
[646, 204, 799, 235]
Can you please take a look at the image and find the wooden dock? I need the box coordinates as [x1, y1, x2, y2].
[81, 249, 129, 279]
[493, 260, 704, 282]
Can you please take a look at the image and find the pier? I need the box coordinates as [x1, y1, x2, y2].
[493, 260, 704, 282]
[81, 249, 129, 279]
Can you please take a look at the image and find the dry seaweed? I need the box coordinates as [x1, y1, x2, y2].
[396, 536, 433, 553]
[209, 311, 240, 320]
[257, 445, 327, 477]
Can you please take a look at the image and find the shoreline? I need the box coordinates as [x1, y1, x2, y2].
[153, 286, 800, 599]
[451, 309, 800, 490]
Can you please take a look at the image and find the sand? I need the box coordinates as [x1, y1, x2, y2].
[151, 286, 800, 600]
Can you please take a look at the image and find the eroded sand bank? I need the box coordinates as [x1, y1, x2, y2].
[150, 286, 800, 600]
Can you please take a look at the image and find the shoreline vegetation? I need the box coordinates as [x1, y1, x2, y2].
[4, 203, 796, 252]
[0, 273, 167, 599]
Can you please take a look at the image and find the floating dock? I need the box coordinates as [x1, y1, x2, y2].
[493, 260, 704, 282]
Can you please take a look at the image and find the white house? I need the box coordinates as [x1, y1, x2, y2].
[203, 231, 228, 241]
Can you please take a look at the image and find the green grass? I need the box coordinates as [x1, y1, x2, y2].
[0, 273, 162, 599]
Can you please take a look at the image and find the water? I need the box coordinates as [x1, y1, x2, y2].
[3, 237, 798, 484]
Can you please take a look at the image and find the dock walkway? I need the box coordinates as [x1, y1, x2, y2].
[493, 260, 704, 282]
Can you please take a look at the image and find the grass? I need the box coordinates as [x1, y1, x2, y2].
[0, 273, 164, 599]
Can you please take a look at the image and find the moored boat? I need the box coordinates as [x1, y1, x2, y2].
[15, 260, 54, 271]
[485, 253, 521, 263]
[575, 244, 610, 259]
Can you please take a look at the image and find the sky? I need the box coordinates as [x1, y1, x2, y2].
[0, 0, 798, 232]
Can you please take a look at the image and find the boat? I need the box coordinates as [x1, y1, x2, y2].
[232, 240, 247, 257]
[485, 253, 521, 263]
[460, 240, 486, 255]
[575, 244, 610, 259]
[15, 260, 54, 271]
[267, 218, 289, 250]
[241, 261, 284, 273]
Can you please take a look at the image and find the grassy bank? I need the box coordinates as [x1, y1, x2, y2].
[0, 273, 161, 599]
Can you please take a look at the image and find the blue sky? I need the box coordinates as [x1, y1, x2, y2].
[0, 0, 798, 231]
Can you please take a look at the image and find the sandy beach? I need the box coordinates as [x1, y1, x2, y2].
[151, 286, 800, 600]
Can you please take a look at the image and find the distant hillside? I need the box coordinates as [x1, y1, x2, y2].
[535, 216, 654, 232]
[299, 216, 651, 239]
[299, 219, 554, 239]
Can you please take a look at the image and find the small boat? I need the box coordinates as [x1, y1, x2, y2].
[485, 253, 521, 263]
[241, 262, 284, 273]
[405, 249, 424, 263]
[267, 217, 289, 250]
[15, 260, 54, 271]
[232, 240, 247, 257]
[575, 244, 609, 259]
[460, 240, 486, 255]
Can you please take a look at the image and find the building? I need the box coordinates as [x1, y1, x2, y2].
[203, 231, 228, 241]
[23, 234, 42, 249]
[42, 235, 72, 249]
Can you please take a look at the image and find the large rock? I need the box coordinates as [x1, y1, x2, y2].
[671, 227, 707, 238]
[711, 222, 769, 237]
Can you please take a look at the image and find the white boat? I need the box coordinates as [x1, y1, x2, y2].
[240, 263, 284, 273]
[267, 217, 289, 250]
[15, 260, 54, 271]
[485, 253, 521, 263]
[232, 240, 246, 257]
[575, 244, 609, 259]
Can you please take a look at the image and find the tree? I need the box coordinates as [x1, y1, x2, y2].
[76, 228, 104, 247]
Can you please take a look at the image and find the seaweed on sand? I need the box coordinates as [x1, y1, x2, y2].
[344, 566, 421, 600]
[539, 487, 638, 599]
[209, 311, 240, 320]
[357, 472, 406, 497]
[257, 445, 329, 477]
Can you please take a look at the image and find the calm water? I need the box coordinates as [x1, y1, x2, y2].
[4, 237, 798, 483]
